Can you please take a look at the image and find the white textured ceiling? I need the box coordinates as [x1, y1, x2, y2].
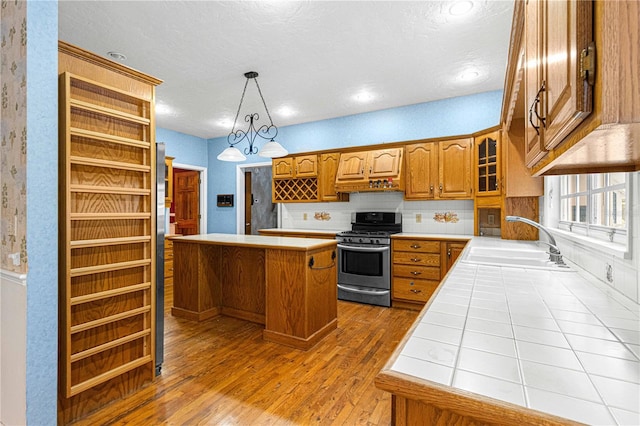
[58, 1, 514, 139]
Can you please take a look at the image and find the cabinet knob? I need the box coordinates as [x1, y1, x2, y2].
[430, 185, 434, 193]
[439, 184, 443, 192]
[447, 249, 451, 258]
[410, 289, 422, 294]
[411, 271, 421, 276]
[411, 258, 420, 262]
[410, 244, 421, 249]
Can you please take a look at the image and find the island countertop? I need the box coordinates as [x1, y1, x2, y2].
[171, 233, 337, 251]
[376, 237, 640, 425]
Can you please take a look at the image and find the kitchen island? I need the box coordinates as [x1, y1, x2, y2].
[376, 238, 640, 425]
[171, 233, 338, 350]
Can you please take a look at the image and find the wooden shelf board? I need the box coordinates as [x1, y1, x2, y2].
[68, 356, 152, 397]
[70, 259, 151, 277]
[70, 306, 151, 334]
[70, 329, 151, 363]
[70, 155, 151, 173]
[70, 184, 151, 196]
[70, 127, 150, 150]
[70, 212, 151, 220]
[70, 98, 151, 125]
[70, 236, 151, 248]
[70, 282, 151, 306]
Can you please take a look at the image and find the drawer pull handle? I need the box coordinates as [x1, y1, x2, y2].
[411, 271, 421, 276]
[410, 244, 421, 249]
[411, 258, 421, 262]
[410, 289, 422, 294]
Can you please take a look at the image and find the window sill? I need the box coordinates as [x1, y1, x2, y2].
[549, 228, 630, 260]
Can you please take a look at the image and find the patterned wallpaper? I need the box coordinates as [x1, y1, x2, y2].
[1, 0, 28, 273]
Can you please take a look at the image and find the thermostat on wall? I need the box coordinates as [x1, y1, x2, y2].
[217, 194, 234, 207]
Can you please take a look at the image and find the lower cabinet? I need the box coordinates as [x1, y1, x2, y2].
[165, 237, 174, 285]
[392, 237, 468, 310]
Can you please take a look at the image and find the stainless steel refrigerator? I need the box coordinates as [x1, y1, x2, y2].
[155, 143, 166, 375]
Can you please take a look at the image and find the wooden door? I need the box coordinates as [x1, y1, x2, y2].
[368, 148, 402, 180]
[174, 170, 200, 236]
[438, 139, 472, 199]
[294, 155, 318, 178]
[335, 151, 368, 182]
[524, 0, 547, 167]
[404, 143, 437, 199]
[541, 0, 593, 150]
[442, 241, 467, 277]
[245, 171, 252, 234]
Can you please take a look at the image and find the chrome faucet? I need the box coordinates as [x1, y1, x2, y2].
[505, 216, 565, 265]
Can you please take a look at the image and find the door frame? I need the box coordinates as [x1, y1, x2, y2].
[173, 162, 207, 234]
[235, 161, 277, 235]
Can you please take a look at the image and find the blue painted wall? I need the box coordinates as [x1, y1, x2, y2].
[205, 90, 503, 233]
[157, 127, 208, 168]
[26, 1, 58, 423]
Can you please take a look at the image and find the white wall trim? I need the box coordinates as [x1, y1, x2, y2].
[1, 269, 27, 426]
[235, 161, 272, 235]
[173, 162, 207, 234]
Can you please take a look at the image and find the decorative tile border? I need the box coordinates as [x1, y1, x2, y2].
[434, 211, 459, 223]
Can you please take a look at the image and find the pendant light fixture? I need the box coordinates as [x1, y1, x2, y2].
[217, 71, 288, 162]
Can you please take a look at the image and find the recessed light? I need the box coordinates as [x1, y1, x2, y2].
[155, 103, 173, 115]
[460, 70, 479, 81]
[107, 51, 127, 61]
[217, 118, 234, 128]
[353, 91, 375, 103]
[277, 106, 296, 117]
[449, 1, 474, 16]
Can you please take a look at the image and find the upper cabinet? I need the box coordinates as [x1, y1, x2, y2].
[335, 147, 404, 192]
[474, 131, 501, 197]
[505, 0, 640, 175]
[318, 153, 349, 202]
[404, 138, 473, 200]
[524, 0, 593, 167]
[273, 154, 318, 179]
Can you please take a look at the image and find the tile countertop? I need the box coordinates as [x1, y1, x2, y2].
[378, 237, 640, 425]
[170, 233, 336, 251]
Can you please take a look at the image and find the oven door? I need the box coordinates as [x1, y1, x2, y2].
[337, 243, 390, 290]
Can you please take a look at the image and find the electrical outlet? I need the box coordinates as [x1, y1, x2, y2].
[416, 213, 422, 223]
[605, 263, 614, 283]
[303, 213, 308, 220]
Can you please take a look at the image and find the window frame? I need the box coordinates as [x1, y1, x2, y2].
[557, 172, 629, 246]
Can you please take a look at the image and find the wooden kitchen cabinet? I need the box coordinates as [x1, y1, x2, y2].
[273, 155, 318, 179]
[318, 152, 349, 202]
[164, 237, 174, 285]
[524, 0, 593, 164]
[335, 148, 404, 192]
[475, 130, 501, 197]
[165, 156, 174, 207]
[405, 139, 472, 200]
[442, 241, 467, 277]
[391, 238, 441, 310]
[58, 41, 161, 423]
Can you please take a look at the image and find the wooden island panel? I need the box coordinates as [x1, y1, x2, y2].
[171, 235, 338, 350]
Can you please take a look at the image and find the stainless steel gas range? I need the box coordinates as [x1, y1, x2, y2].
[336, 212, 402, 307]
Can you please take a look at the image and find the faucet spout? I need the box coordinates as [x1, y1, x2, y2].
[505, 216, 564, 265]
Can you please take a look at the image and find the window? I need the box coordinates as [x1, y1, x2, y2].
[559, 173, 628, 244]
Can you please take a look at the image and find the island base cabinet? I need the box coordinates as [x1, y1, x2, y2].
[172, 239, 337, 350]
[264, 247, 337, 350]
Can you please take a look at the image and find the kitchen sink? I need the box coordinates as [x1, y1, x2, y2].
[461, 246, 573, 270]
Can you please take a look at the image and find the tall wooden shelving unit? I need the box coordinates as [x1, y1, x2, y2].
[58, 41, 162, 423]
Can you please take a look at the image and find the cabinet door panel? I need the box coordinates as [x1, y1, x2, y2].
[273, 158, 294, 179]
[335, 152, 367, 182]
[405, 143, 437, 199]
[319, 153, 347, 202]
[438, 138, 472, 199]
[294, 155, 318, 177]
[542, 0, 593, 150]
[368, 148, 402, 179]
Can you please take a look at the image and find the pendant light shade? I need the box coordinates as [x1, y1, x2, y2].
[218, 71, 286, 162]
[217, 146, 247, 162]
[258, 139, 288, 158]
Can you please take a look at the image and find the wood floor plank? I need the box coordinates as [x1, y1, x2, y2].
[70, 286, 419, 425]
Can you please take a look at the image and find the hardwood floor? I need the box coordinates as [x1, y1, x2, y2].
[71, 282, 419, 425]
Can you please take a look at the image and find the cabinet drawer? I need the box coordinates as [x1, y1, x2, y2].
[164, 259, 174, 278]
[393, 277, 439, 303]
[393, 240, 440, 253]
[393, 264, 440, 280]
[165, 238, 174, 250]
[393, 252, 440, 267]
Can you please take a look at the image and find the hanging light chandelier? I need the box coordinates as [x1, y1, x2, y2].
[217, 71, 288, 162]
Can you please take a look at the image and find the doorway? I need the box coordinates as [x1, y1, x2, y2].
[170, 163, 207, 235]
[236, 162, 276, 234]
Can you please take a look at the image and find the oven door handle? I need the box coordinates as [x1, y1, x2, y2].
[337, 244, 389, 253]
[338, 284, 390, 296]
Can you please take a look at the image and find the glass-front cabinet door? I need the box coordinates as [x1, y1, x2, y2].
[475, 130, 501, 196]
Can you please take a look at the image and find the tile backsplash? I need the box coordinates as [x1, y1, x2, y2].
[280, 192, 474, 235]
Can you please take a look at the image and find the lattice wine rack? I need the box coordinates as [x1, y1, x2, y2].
[273, 178, 318, 202]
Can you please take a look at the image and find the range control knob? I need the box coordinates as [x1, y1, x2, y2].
[359, 238, 363, 243]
